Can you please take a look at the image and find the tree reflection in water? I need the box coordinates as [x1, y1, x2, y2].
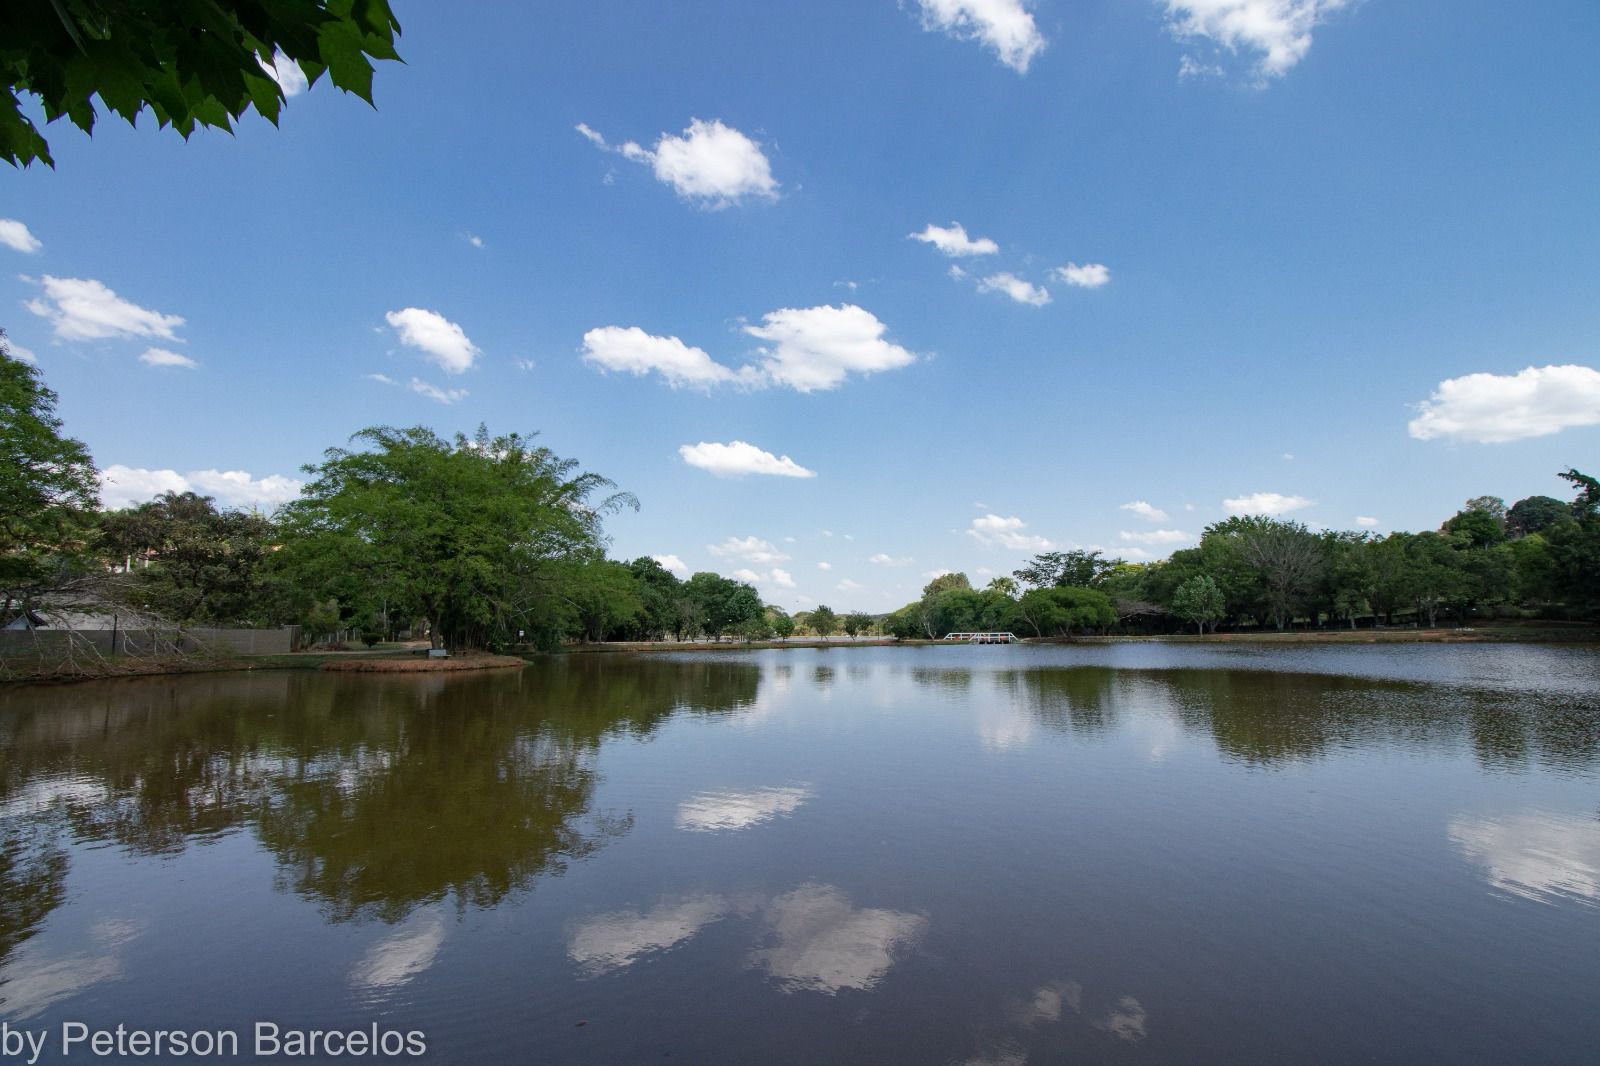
[0, 657, 761, 927]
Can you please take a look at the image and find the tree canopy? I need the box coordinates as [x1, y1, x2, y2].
[2, 0, 402, 167]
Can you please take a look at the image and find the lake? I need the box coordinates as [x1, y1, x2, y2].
[1, 643, 1597, 1064]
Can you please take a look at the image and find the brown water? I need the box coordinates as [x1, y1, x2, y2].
[1, 643, 1597, 1064]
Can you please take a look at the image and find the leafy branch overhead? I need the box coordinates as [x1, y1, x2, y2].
[0, 0, 402, 167]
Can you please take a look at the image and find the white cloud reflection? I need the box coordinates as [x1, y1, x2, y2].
[0, 918, 143, 1020]
[350, 908, 447, 994]
[567, 895, 730, 976]
[750, 882, 927, 994]
[676, 785, 814, 832]
[1448, 810, 1600, 906]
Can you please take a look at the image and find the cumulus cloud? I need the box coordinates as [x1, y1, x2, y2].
[0, 218, 42, 253]
[138, 347, 198, 370]
[385, 308, 479, 374]
[1054, 262, 1111, 288]
[817, 562, 833, 571]
[869, 553, 912, 566]
[408, 378, 468, 405]
[679, 440, 816, 478]
[1355, 516, 1378, 528]
[1119, 529, 1193, 545]
[732, 568, 762, 584]
[8, 342, 38, 364]
[752, 882, 928, 994]
[1407, 365, 1600, 444]
[652, 554, 689, 575]
[100, 465, 303, 511]
[977, 272, 1051, 307]
[258, 51, 309, 97]
[969, 513, 1053, 551]
[1120, 500, 1169, 522]
[708, 536, 790, 564]
[768, 567, 797, 589]
[581, 326, 740, 389]
[915, 0, 1047, 73]
[27, 276, 184, 342]
[909, 222, 1000, 257]
[1223, 492, 1313, 516]
[1162, 0, 1351, 80]
[744, 304, 917, 392]
[577, 118, 778, 208]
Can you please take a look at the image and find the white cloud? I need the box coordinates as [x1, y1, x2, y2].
[915, 0, 1047, 74]
[676, 786, 814, 832]
[0, 219, 42, 253]
[581, 326, 740, 388]
[752, 883, 927, 994]
[385, 308, 479, 374]
[732, 568, 762, 584]
[8, 342, 38, 364]
[969, 513, 1053, 551]
[569, 896, 729, 976]
[923, 568, 955, 580]
[909, 222, 1000, 257]
[138, 347, 197, 370]
[350, 910, 445, 994]
[1119, 529, 1193, 545]
[817, 562, 833, 571]
[258, 51, 309, 97]
[679, 440, 816, 478]
[27, 276, 184, 342]
[578, 119, 778, 208]
[366, 372, 398, 385]
[1223, 491, 1314, 516]
[1355, 516, 1378, 528]
[837, 578, 863, 592]
[977, 272, 1051, 307]
[1449, 811, 1600, 906]
[409, 378, 468, 405]
[466, 233, 484, 249]
[948, 264, 969, 281]
[652, 554, 689, 576]
[1282, 452, 1294, 461]
[1120, 500, 1169, 523]
[869, 553, 912, 566]
[744, 304, 917, 392]
[1162, 0, 1351, 80]
[100, 465, 303, 511]
[1407, 365, 1600, 444]
[1054, 262, 1111, 289]
[707, 536, 790, 564]
[770, 567, 796, 588]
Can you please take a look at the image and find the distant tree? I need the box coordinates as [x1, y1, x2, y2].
[842, 610, 873, 638]
[736, 612, 772, 643]
[0, 334, 99, 598]
[1548, 469, 1600, 605]
[1507, 495, 1571, 538]
[920, 572, 970, 597]
[567, 558, 642, 643]
[809, 604, 838, 637]
[1444, 506, 1507, 549]
[984, 576, 1019, 598]
[770, 609, 795, 642]
[625, 556, 682, 640]
[1015, 586, 1115, 637]
[1171, 575, 1225, 634]
[2, 0, 403, 167]
[1012, 550, 1116, 589]
[1222, 517, 1324, 630]
[682, 572, 763, 640]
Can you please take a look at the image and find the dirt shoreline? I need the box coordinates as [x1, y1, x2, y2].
[321, 654, 525, 673]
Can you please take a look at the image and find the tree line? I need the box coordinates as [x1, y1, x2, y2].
[883, 484, 1600, 638]
[4, 337, 1596, 649]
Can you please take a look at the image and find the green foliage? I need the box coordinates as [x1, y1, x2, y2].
[100, 491, 278, 624]
[681, 572, 763, 640]
[1015, 586, 1115, 637]
[1012, 549, 1117, 589]
[1171, 575, 1225, 634]
[0, 334, 99, 595]
[1443, 504, 1507, 548]
[624, 556, 682, 640]
[566, 558, 642, 643]
[2, 0, 402, 167]
[920, 572, 970, 597]
[808, 604, 838, 637]
[842, 610, 874, 637]
[770, 609, 795, 641]
[276, 425, 633, 651]
[1506, 495, 1571, 538]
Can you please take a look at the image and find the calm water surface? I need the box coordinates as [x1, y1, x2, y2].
[1, 644, 1597, 1064]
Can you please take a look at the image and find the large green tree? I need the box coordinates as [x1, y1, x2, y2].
[276, 425, 633, 651]
[2, 0, 401, 167]
[0, 334, 98, 603]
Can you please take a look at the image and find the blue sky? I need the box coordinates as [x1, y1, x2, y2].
[3, 0, 1598, 612]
